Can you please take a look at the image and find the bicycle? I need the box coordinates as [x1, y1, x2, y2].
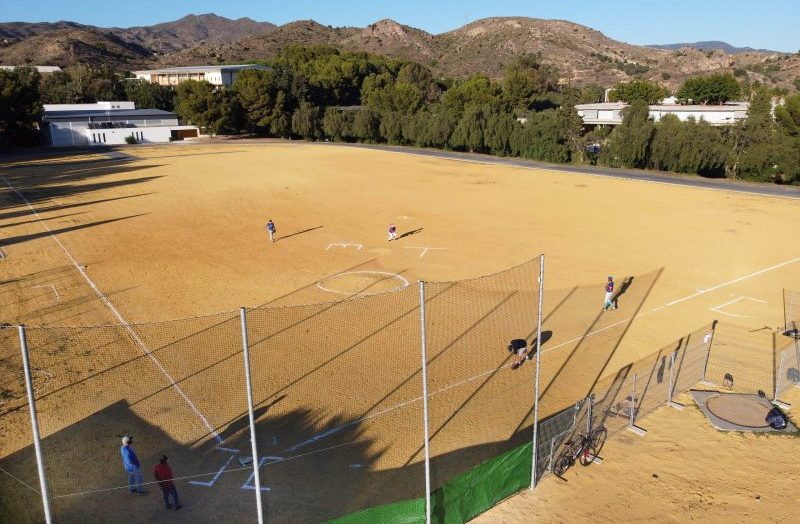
[552, 425, 607, 477]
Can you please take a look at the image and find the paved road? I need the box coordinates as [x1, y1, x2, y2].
[319, 141, 800, 200]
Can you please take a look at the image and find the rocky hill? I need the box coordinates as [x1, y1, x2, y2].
[121, 13, 276, 54]
[154, 16, 799, 90]
[0, 14, 275, 68]
[1, 14, 797, 90]
[0, 28, 154, 70]
[0, 21, 89, 41]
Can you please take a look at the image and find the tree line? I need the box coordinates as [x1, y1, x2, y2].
[1, 46, 799, 183]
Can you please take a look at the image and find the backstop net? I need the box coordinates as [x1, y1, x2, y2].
[245, 284, 425, 523]
[0, 325, 39, 523]
[15, 311, 261, 523]
[422, 257, 540, 506]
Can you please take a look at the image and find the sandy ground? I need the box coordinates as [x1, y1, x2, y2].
[1, 141, 799, 523]
[475, 388, 800, 524]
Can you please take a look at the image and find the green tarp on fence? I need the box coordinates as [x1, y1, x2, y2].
[328, 441, 532, 524]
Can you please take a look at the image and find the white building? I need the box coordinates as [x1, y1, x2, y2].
[41, 101, 199, 147]
[575, 101, 749, 127]
[131, 64, 270, 87]
[0, 65, 62, 74]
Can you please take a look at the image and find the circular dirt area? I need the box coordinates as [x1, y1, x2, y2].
[317, 271, 410, 296]
[705, 394, 771, 428]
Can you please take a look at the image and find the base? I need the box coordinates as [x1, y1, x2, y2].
[627, 424, 648, 436]
[772, 400, 792, 411]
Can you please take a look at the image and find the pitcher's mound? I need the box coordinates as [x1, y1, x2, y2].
[705, 394, 771, 428]
[691, 390, 796, 432]
[317, 271, 410, 296]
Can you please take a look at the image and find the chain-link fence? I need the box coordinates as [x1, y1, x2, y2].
[702, 321, 795, 400]
[783, 288, 800, 334]
[702, 322, 773, 396]
[774, 338, 800, 405]
[3, 257, 796, 524]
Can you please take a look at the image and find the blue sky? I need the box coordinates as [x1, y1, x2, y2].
[1, 0, 797, 52]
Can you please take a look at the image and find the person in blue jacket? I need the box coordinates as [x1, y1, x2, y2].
[121, 435, 145, 494]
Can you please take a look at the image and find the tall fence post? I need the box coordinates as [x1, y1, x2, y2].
[700, 320, 718, 385]
[772, 350, 792, 410]
[627, 373, 647, 436]
[530, 254, 545, 489]
[239, 308, 265, 524]
[667, 348, 685, 410]
[773, 350, 785, 402]
[18, 325, 53, 524]
[418, 282, 432, 524]
[795, 339, 800, 389]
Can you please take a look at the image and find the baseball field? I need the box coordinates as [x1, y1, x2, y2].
[1, 141, 798, 523]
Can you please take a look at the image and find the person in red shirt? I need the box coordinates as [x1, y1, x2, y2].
[153, 455, 182, 511]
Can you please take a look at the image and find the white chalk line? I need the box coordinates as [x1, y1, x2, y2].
[56, 439, 369, 498]
[189, 454, 235, 487]
[403, 246, 446, 258]
[1, 176, 227, 447]
[32, 284, 60, 303]
[540, 256, 800, 357]
[0, 465, 40, 494]
[710, 296, 768, 318]
[289, 255, 800, 450]
[316, 270, 410, 296]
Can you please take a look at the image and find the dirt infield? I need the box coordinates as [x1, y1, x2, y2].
[1, 142, 799, 523]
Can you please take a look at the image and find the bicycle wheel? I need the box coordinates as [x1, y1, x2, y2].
[589, 426, 608, 458]
[553, 453, 572, 476]
[578, 443, 599, 466]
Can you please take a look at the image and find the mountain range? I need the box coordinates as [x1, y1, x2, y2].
[1, 14, 797, 90]
[647, 41, 779, 55]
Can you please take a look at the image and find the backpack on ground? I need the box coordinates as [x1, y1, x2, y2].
[766, 406, 788, 430]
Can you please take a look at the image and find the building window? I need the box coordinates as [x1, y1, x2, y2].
[102, 133, 106, 143]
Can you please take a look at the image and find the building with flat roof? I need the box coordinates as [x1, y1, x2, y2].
[131, 64, 270, 87]
[575, 101, 749, 127]
[41, 101, 199, 147]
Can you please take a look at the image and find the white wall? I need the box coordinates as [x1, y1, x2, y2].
[649, 109, 737, 125]
[48, 119, 183, 147]
[86, 126, 173, 146]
